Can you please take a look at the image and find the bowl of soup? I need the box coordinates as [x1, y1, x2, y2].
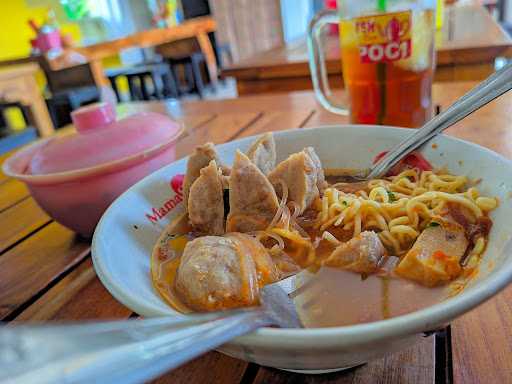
[92, 125, 512, 372]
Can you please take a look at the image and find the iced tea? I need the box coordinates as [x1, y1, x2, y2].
[339, 9, 435, 127]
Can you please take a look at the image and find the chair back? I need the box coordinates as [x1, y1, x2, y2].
[38, 57, 96, 93]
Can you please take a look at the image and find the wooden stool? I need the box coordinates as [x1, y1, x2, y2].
[106, 63, 178, 102]
[167, 52, 207, 98]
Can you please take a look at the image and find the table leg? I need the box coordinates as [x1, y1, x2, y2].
[89, 59, 110, 87]
[196, 32, 218, 87]
[26, 76, 54, 137]
[151, 71, 164, 100]
[127, 75, 139, 101]
[108, 76, 121, 102]
[191, 54, 206, 98]
[161, 69, 179, 98]
[140, 75, 150, 100]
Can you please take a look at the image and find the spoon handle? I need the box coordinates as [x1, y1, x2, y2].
[367, 62, 512, 179]
[0, 309, 270, 384]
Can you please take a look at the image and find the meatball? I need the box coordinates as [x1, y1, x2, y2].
[175, 233, 279, 311]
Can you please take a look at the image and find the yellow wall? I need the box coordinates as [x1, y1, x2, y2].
[0, 0, 81, 61]
[0, 1, 82, 128]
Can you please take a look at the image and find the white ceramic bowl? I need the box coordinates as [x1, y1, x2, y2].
[92, 125, 512, 372]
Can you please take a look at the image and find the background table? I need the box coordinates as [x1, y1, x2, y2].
[76, 16, 217, 89]
[1, 81, 512, 383]
[223, 4, 512, 95]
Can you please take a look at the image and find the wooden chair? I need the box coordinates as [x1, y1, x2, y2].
[106, 62, 178, 102]
[155, 35, 228, 98]
[155, 38, 204, 97]
[38, 58, 100, 127]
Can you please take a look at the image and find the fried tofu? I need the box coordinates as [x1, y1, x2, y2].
[395, 219, 468, 287]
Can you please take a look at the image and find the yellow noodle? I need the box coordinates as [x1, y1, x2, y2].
[309, 168, 496, 258]
[390, 225, 419, 239]
[472, 237, 486, 256]
[265, 168, 496, 268]
[476, 197, 498, 211]
[322, 231, 341, 246]
[388, 216, 409, 228]
[369, 186, 389, 202]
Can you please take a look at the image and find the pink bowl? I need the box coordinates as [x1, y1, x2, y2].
[2, 122, 183, 237]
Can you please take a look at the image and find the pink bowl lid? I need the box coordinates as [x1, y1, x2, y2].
[28, 103, 183, 175]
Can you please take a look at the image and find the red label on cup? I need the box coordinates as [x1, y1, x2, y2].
[349, 11, 412, 63]
[359, 40, 411, 63]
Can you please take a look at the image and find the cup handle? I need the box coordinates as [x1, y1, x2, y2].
[307, 9, 349, 115]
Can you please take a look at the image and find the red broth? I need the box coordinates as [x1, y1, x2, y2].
[292, 267, 447, 328]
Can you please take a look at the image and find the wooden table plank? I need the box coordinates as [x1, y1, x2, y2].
[120, 91, 321, 115]
[175, 112, 261, 159]
[252, 338, 434, 384]
[451, 285, 512, 384]
[0, 197, 51, 253]
[0, 151, 12, 184]
[151, 352, 248, 384]
[14, 258, 131, 322]
[40, 272, 133, 321]
[238, 109, 316, 138]
[116, 102, 217, 135]
[0, 179, 30, 212]
[0, 222, 89, 320]
[302, 109, 350, 128]
[14, 259, 98, 322]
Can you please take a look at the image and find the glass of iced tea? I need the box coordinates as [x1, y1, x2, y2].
[308, 0, 436, 127]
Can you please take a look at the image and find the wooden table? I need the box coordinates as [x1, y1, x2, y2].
[76, 16, 217, 89]
[2, 81, 512, 383]
[223, 4, 512, 95]
[0, 63, 54, 137]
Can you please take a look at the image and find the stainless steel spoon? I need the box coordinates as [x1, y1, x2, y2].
[0, 274, 301, 384]
[339, 62, 512, 182]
